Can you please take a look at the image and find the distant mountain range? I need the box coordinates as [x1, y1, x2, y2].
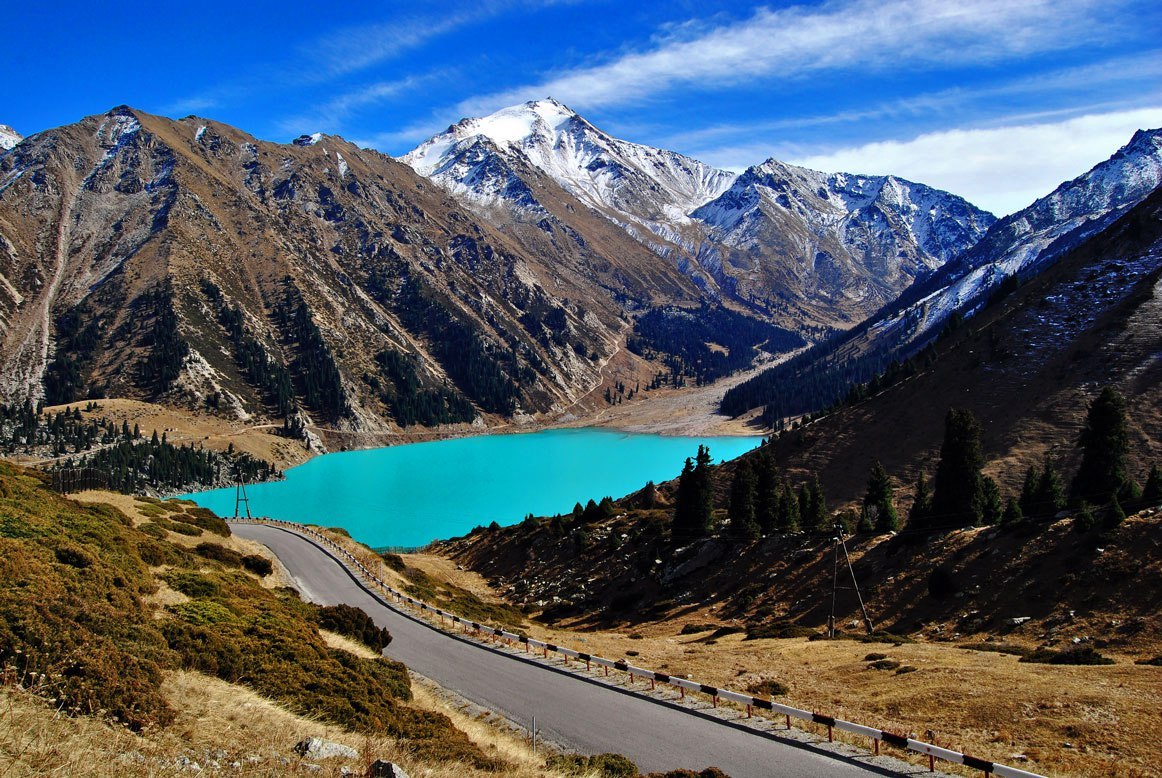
[0, 107, 700, 431]
[720, 127, 1162, 422]
[403, 99, 994, 330]
[1, 103, 1158, 438]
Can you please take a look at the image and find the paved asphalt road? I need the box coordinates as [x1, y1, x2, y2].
[236, 523, 895, 777]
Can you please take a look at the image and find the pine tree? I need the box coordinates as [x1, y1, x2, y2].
[778, 479, 800, 532]
[1102, 495, 1126, 529]
[862, 460, 898, 534]
[1032, 453, 1066, 518]
[753, 450, 779, 534]
[1018, 464, 1041, 517]
[908, 472, 932, 530]
[728, 458, 759, 540]
[1071, 386, 1130, 506]
[674, 447, 715, 538]
[980, 476, 1003, 525]
[932, 408, 985, 527]
[1144, 464, 1162, 505]
[809, 475, 829, 532]
[1001, 497, 1024, 525]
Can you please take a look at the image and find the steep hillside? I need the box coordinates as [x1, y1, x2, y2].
[0, 461, 498, 768]
[0, 107, 702, 434]
[405, 100, 992, 332]
[439, 180, 1162, 634]
[693, 161, 994, 327]
[722, 128, 1162, 420]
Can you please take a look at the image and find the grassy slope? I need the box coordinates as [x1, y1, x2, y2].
[0, 461, 591, 776]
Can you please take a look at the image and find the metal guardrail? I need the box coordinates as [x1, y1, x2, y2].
[232, 517, 1046, 778]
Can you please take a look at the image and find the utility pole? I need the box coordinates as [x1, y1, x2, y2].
[235, 472, 252, 519]
[828, 523, 874, 637]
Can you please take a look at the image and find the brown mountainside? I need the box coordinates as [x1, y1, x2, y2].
[0, 107, 702, 431]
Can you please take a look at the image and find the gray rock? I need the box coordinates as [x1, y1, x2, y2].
[368, 760, 410, 778]
[294, 737, 359, 760]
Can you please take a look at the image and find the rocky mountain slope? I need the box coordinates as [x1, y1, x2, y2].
[438, 187, 1162, 667]
[721, 127, 1162, 420]
[692, 160, 994, 327]
[0, 124, 20, 151]
[0, 106, 705, 432]
[404, 100, 993, 331]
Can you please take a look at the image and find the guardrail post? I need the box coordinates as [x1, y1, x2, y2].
[680, 686, 685, 699]
[874, 739, 880, 755]
[604, 666, 609, 676]
[712, 695, 718, 709]
[929, 755, 935, 772]
[746, 704, 752, 718]
[586, 659, 591, 671]
[650, 678, 655, 690]
[785, 714, 791, 729]
[828, 724, 833, 742]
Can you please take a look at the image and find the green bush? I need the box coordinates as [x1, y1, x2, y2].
[864, 652, 888, 661]
[680, 622, 718, 635]
[548, 753, 639, 778]
[316, 603, 393, 651]
[173, 506, 229, 537]
[1134, 655, 1162, 666]
[163, 571, 220, 598]
[242, 554, 273, 576]
[194, 542, 244, 566]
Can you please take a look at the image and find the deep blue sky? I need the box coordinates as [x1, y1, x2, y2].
[5, 0, 1160, 215]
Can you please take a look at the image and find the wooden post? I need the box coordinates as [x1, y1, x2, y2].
[828, 725, 833, 742]
[874, 739, 880, 755]
[929, 754, 935, 772]
[747, 705, 752, 718]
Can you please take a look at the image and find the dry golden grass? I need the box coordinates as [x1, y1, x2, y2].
[391, 556, 1162, 778]
[0, 667, 601, 778]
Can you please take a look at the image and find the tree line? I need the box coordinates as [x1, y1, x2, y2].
[627, 304, 805, 388]
[273, 285, 349, 423]
[201, 281, 296, 418]
[675, 386, 1159, 541]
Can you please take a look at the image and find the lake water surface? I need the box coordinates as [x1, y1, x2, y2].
[183, 428, 763, 548]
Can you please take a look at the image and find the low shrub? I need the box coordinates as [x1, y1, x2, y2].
[548, 753, 638, 778]
[864, 652, 888, 661]
[746, 621, 817, 640]
[242, 554, 273, 576]
[746, 679, 789, 697]
[194, 542, 244, 567]
[163, 571, 220, 599]
[173, 506, 230, 537]
[867, 659, 901, 671]
[1020, 646, 1115, 665]
[316, 603, 393, 652]
[896, 666, 918, 675]
[680, 623, 718, 635]
[1135, 655, 1162, 666]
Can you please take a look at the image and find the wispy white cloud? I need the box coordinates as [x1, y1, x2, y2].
[275, 70, 454, 137]
[658, 51, 1162, 153]
[455, 0, 1135, 117]
[786, 107, 1162, 216]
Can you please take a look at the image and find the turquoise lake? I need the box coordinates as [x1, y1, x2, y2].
[183, 428, 763, 548]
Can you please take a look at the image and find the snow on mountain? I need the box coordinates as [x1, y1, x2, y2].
[694, 160, 993, 266]
[0, 125, 22, 151]
[403, 98, 735, 237]
[874, 127, 1162, 344]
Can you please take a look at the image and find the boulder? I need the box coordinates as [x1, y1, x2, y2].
[293, 737, 358, 760]
[368, 760, 410, 778]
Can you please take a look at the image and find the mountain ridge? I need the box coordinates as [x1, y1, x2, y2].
[405, 99, 994, 331]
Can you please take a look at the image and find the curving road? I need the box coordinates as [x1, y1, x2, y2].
[236, 523, 898, 777]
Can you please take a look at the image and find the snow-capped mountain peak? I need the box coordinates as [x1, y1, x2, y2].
[0, 124, 22, 151]
[403, 98, 736, 236]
